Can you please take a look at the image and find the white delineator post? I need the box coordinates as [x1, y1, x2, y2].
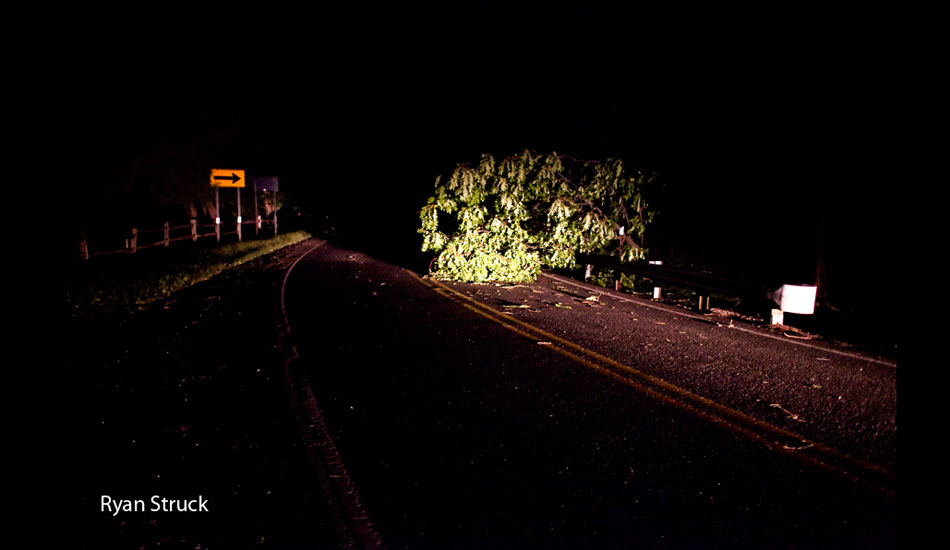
[649, 260, 662, 299]
[236, 188, 242, 242]
[215, 188, 221, 243]
[770, 309, 784, 326]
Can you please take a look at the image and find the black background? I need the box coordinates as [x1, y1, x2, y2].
[61, 2, 896, 311]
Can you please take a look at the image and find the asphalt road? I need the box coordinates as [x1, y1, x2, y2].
[68, 241, 338, 549]
[284, 240, 897, 549]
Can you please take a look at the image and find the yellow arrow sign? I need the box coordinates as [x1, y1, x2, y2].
[210, 169, 246, 188]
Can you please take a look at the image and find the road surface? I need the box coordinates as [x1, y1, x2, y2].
[283, 240, 896, 549]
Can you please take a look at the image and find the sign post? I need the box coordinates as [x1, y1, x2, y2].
[236, 188, 242, 242]
[210, 169, 246, 243]
[215, 188, 221, 242]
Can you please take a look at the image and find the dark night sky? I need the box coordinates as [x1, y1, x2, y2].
[63, 3, 893, 306]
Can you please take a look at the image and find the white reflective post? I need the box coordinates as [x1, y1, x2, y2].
[215, 188, 221, 243]
[236, 188, 242, 242]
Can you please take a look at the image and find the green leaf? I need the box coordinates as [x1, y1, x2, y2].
[419, 151, 658, 283]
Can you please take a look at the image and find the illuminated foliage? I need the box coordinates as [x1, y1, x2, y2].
[419, 150, 655, 283]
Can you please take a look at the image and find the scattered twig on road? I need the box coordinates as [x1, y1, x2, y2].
[770, 403, 807, 423]
[782, 442, 814, 451]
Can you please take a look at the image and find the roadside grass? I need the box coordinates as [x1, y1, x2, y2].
[65, 231, 312, 323]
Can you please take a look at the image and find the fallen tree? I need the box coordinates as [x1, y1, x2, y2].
[419, 150, 656, 283]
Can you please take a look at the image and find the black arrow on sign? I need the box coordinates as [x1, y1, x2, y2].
[213, 173, 241, 184]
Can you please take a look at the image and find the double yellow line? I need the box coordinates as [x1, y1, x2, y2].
[408, 271, 896, 499]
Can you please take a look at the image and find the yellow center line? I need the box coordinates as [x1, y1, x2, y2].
[406, 270, 895, 498]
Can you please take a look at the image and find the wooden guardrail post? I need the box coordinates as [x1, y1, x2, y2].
[253, 178, 260, 236]
[130, 227, 138, 254]
[191, 219, 197, 242]
[163, 221, 170, 247]
[79, 232, 89, 260]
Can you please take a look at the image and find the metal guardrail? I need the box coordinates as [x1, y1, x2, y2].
[577, 253, 774, 313]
